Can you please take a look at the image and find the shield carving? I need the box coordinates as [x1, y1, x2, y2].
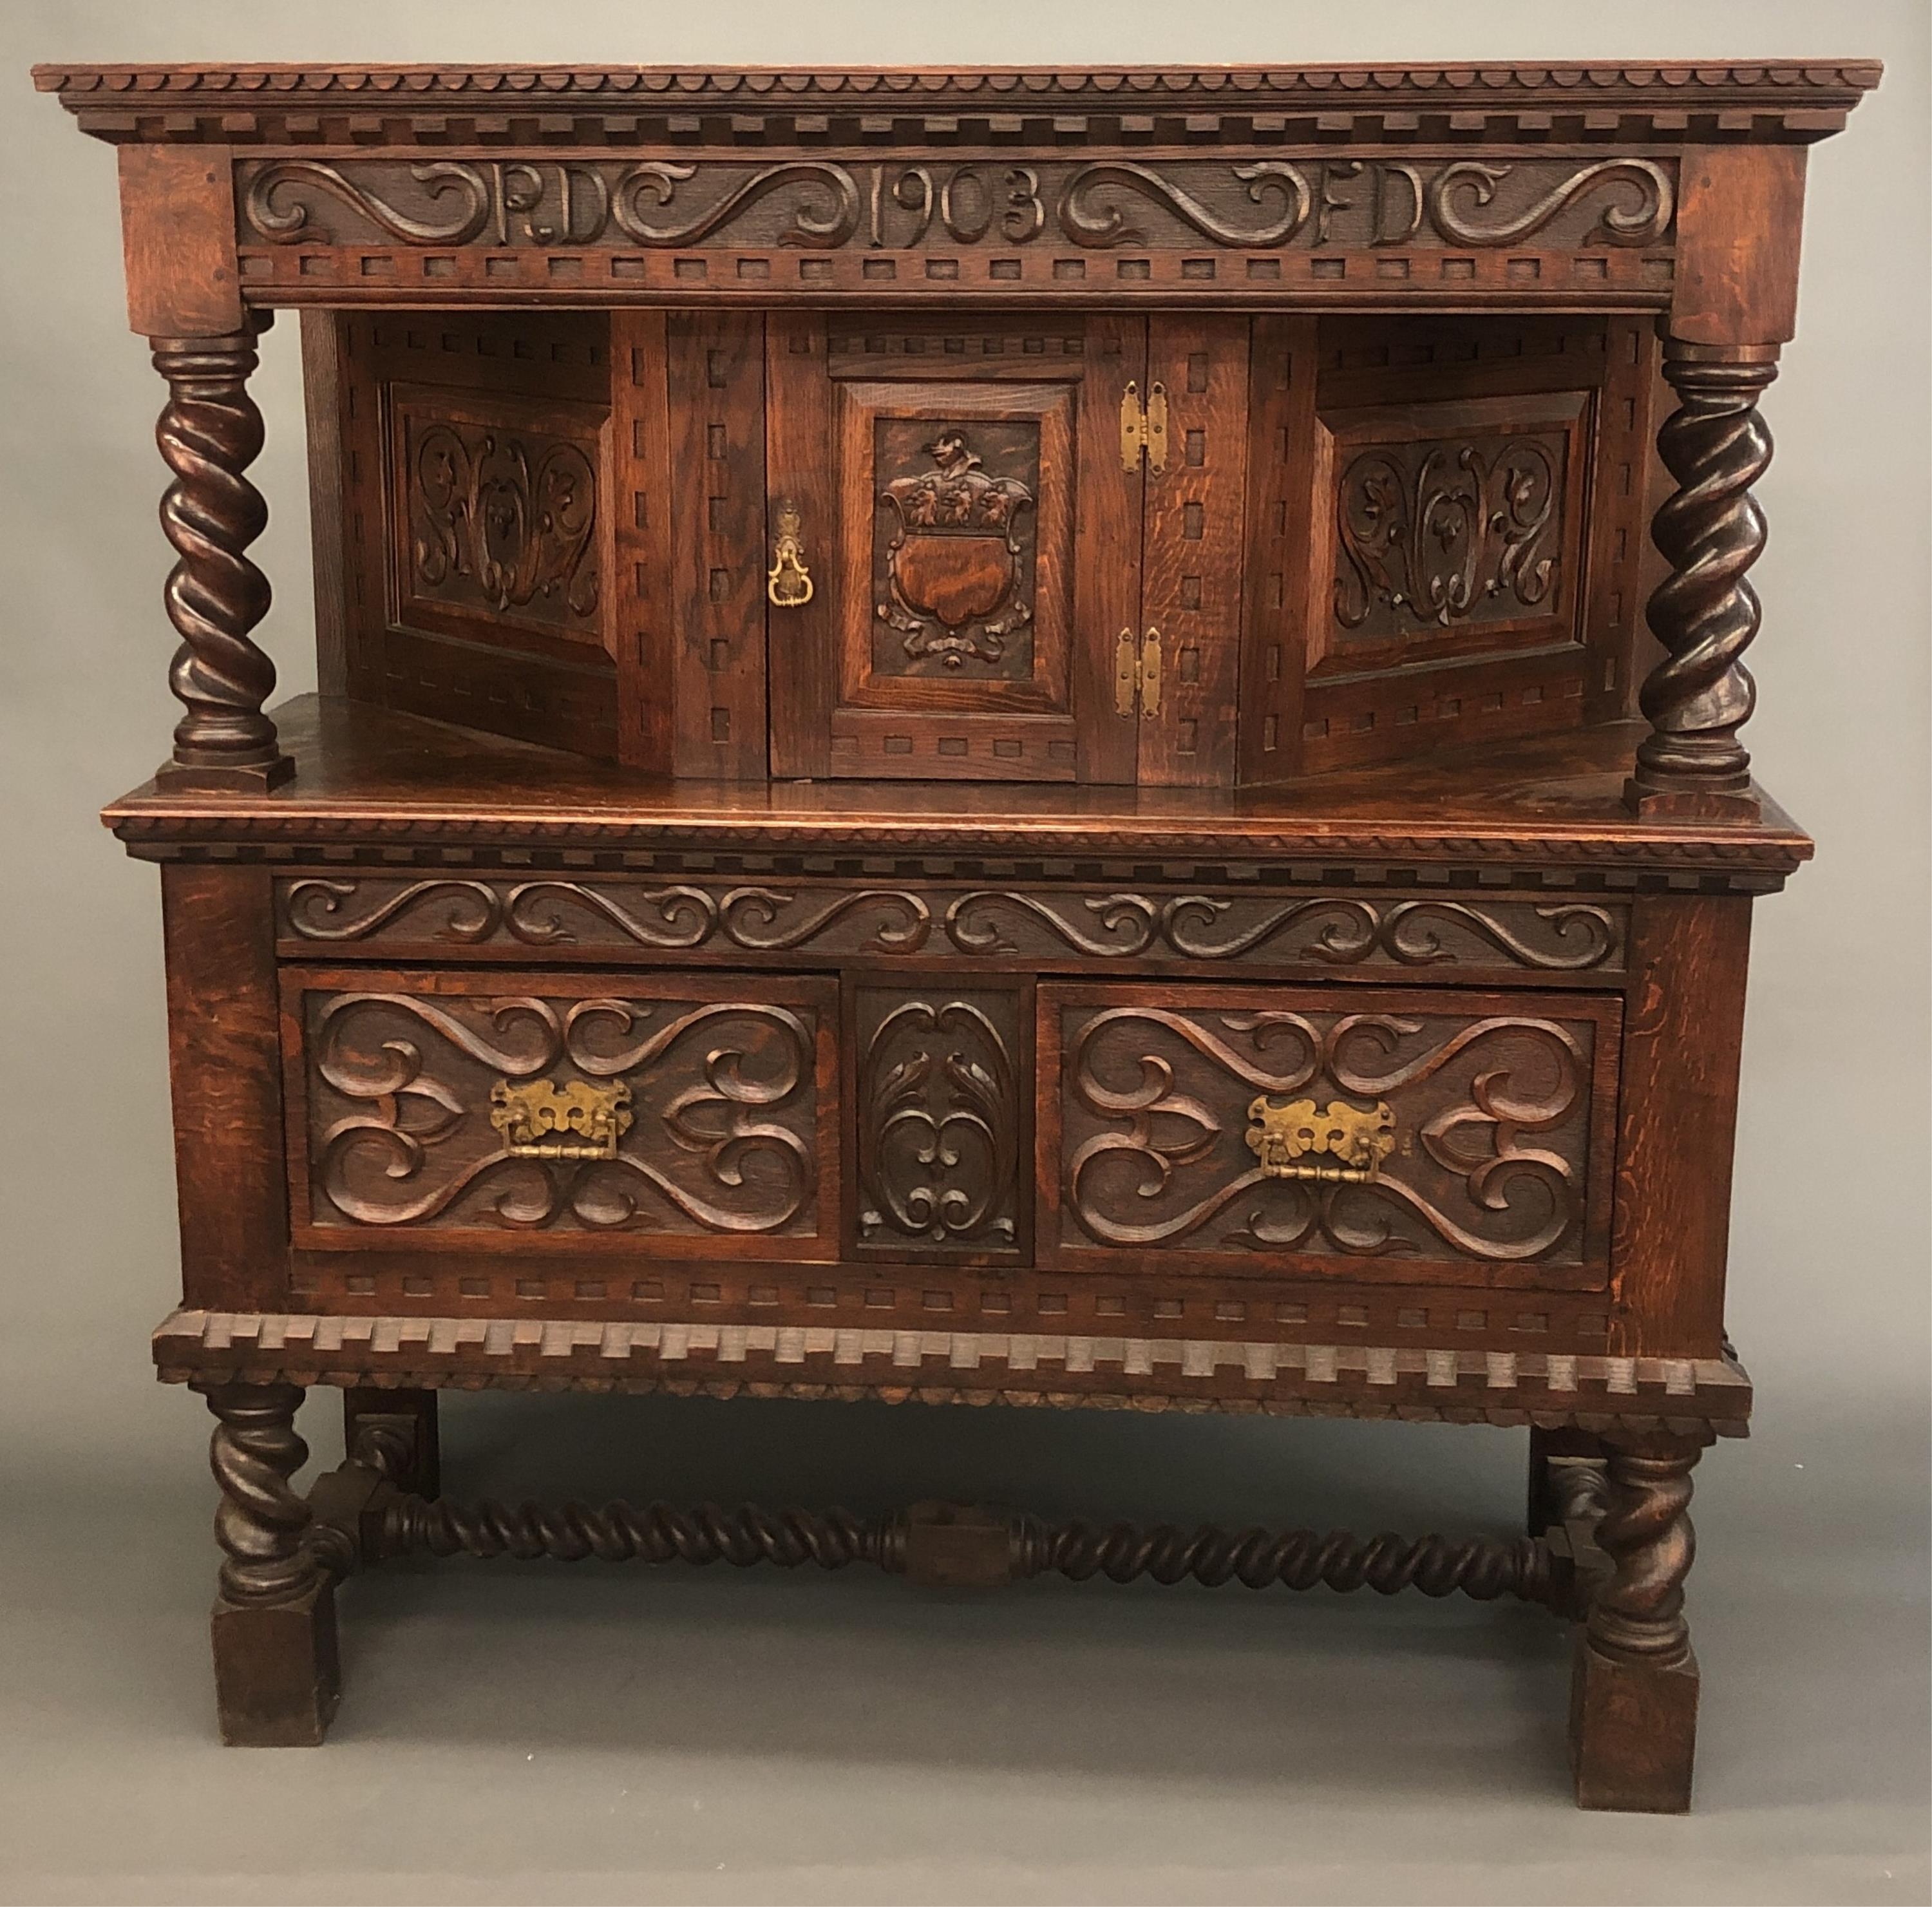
[876, 430, 1036, 668]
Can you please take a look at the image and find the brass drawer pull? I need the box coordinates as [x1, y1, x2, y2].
[489, 1079, 633, 1161]
[1245, 1096, 1396, 1184]
[766, 499, 813, 607]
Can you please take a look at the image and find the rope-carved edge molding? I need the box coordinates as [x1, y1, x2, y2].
[154, 1309, 1754, 1436]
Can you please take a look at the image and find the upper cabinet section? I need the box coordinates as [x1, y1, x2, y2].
[38, 63, 1880, 331]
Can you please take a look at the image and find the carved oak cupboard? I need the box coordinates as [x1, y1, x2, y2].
[36, 56, 1878, 1809]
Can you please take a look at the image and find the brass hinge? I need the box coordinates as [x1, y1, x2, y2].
[1119, 380, 1168, 475]
[1113, 627, 1164, 720]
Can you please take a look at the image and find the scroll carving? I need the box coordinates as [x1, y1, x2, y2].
[1423, 158, 1674, 247]
[409, 421, 598, 621]
[610, 160, 860, 247]
[234, 157, 1676, 257]
[277, 880, 1620, 974]
[1334, 437, 1560, 634]
[304, 988, 819, 1236]
[1058, 1003, 1602, 1264]
[857, 994, 1021, 1252]
[1057, 160, 1313, 247]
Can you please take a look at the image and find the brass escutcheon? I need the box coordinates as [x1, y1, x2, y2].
[766, 499, 813, 607]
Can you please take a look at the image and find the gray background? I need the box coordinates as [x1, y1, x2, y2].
[2, 2, 1926, 1902]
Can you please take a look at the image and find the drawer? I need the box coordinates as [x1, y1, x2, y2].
[281, 967, 838, 1258]
[1037, 982, 1619, 1289]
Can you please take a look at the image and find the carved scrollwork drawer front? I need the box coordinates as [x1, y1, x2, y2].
[1037, 983, 1620, 1288]
[276, 876, 1626, 980]
[282, 968, 837, 1257]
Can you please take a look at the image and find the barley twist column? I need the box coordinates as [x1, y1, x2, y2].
[1569, 1431, 1710, 1810]
[151, 319, 292, 789]
[196, 1381, 339, 1744]
[1625, 340, 1779, 818]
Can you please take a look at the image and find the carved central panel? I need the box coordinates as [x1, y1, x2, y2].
[391, 385, 607, 645]
[289, 971, 833, 1255]
[855, 987, 1024, 1257]
[1040, 985, 1618, 1282]
[874, 422, 1039, 675]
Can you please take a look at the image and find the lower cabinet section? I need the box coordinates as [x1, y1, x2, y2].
[281, 967, 838, 1258]
[1037, 982, 1620, 1289]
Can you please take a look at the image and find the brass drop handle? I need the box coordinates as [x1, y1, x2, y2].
[766, 499, 813, 608]
[1245, 1096, 1397, 1184]
[489, 1079, 633, 1161]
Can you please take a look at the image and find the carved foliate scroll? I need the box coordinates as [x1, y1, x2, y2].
[294, 977, 830, 1249]
[1334, 435, 1562, 638]
[856, 988, 1023, 1255]
[393, 390, 605, 643]
[1045, 987, 1618, 1273]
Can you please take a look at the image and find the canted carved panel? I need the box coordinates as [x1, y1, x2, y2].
[285, 969, 835, 1257]
[274, 878, 1628, 979]
[390, 385, 608, 647]
[1039, 984, 1620, 1284]
[1316, 391, 1587, 674]
[1333, 430, 1564, 640]
[855, 987, 1025, 1258]
[874, 422, 1040, 677]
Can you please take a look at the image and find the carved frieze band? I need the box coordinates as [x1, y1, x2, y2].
[236, 156, 1674, 256]
[278, 878, 1626, 975]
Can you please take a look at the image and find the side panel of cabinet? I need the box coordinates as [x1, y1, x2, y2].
[1236, 314, 1656, 782]
[334, 310, 621, 759]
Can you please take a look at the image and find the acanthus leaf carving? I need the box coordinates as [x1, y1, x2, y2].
[1334, 437, 1559, 635]
[857, 995, 1021, 1252]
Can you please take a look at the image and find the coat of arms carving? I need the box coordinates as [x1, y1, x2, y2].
[875, 428, 1037, 669]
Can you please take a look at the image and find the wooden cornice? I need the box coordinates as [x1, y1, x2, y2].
[33, 60, 1882, 148]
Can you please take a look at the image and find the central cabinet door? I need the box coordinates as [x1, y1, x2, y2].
[765, 314, 1245, 786]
